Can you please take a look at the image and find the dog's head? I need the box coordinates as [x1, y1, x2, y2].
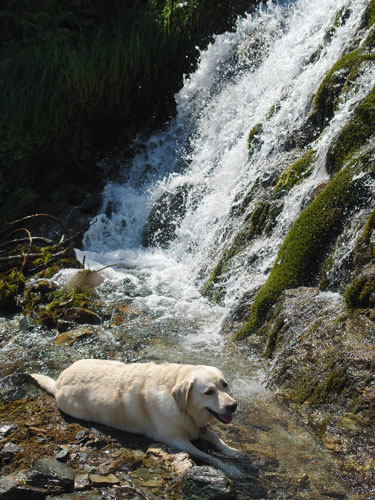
[172, 365, 237, 424]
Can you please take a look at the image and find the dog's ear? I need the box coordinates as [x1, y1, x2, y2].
[172, 379, 193, 411]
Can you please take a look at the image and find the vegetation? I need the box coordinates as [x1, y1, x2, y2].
[274, 149, 315, 194]
[312, 12, 375, 132]
[326, 86, 375, 175]
[202, 198, 282, 301]
[234, 149, 373, 340]
[0, 0, 255, 224]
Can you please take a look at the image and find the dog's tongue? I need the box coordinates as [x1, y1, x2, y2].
[221, 414, 233, 423]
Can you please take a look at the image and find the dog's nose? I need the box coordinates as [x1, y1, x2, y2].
[226, 402, 237, 413]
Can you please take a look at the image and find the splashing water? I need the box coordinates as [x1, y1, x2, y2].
[83, 0, 371, 350]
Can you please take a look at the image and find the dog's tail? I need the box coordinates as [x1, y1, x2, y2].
[30, 373, 56, 396]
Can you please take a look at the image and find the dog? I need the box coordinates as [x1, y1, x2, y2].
[31, 359, 241, 476]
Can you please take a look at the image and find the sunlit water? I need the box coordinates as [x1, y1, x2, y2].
[82, 0, 371, 355]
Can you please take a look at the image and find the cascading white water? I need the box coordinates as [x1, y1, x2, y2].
[82, 0, 371, 346]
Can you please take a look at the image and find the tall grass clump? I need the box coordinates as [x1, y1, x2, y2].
[0, 0, 255, 223]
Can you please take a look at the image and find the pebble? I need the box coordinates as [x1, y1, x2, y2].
[0, 442, 23, 463]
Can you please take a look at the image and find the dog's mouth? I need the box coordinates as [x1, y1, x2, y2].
[205, 408, 234, 424]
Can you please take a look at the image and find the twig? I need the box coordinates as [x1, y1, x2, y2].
[5, 213, 69, 236]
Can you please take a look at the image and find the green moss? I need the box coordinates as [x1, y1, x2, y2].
[247, 123, 262, 157]
[344, 276, 375, 309]
[360, 210, 375, 245]
[202, 199, 281, 300]
[361, 1, 375, 30]
[0, 270, 25, 314]
[313, 50, 375, 127]
[326, 86, 375, 175]
[31, 286, 94, 328]
[234, 158, 366, 340]
[274, 149, 315, 194]
[292, 367, 346, 405]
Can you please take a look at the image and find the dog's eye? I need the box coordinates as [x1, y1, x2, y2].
[222, 381, 228, 388]
[204, 389, 215, 395]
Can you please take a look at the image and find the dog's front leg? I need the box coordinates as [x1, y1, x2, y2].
[199, 429, 241, 457]
[169, 437, 242, 478]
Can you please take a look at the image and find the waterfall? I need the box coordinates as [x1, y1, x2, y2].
[82, 0, 371, 343]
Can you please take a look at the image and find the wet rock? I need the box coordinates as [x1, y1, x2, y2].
[181, 466, 237, 500]
[55, 326, 96, 345]
[89, 473, 121, 486]
[142, 184, 194, 248]
[74, 473, 90, 491]
[79, 193, 102, 214]
[0, 424, 17, 440]
[0, 474, 47, 500]
[52, 493, 103, 500]
[55, 448, 70, 462]
[0, 443, 23, 463]
[26, 458, 75, 494]
[0, 372, 43, 402]
[62, 307, 101, 325]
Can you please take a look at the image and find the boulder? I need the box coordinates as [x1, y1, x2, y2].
[181, 466, 237, 500]
[0, 475, 47, 500]
[142, 184, 193, 248]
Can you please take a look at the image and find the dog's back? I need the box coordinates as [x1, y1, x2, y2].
[32, 359, 190, 439]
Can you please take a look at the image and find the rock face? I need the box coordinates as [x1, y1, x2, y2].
[142, 184, 194, 248]
[261, 286, 375, 488]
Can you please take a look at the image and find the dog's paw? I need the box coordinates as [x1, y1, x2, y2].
[222, 463, 243, 479]
[222, 446, 242, 457]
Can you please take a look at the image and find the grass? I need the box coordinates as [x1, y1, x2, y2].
[0, 0, 255, 223]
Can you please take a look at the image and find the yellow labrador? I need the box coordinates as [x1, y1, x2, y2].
[31, 360, 241, 475]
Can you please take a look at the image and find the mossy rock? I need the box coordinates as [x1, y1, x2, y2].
[234, 146, 375, 340]
[247, 123, 263, 157]
[344, 269, 375, 309]
[202, 198, 282, 301]
[360, 1, 375, 31]
[292, 367, 347, 405]
[312, 40, 375, 130]
[274, 149, 315, 194]
[352, 210, 375, 270]
[0, 271, 25, 314]
[326, 86, 375, 176]
[30, 246, 82, 278]
[33, 286, 96, 328]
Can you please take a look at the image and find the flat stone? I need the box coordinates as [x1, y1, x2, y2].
[26, 458, 75, 493]
[74, 473, 90, 490]
[0, 475, 47, 500]
[55, 448, 70, 462]
[89, 473, 120, 485]
[181, 466, 237, 500]
[62, 308, 101, 325]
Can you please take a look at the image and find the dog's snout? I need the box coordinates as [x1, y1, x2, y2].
[226, 402, 237, 413]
